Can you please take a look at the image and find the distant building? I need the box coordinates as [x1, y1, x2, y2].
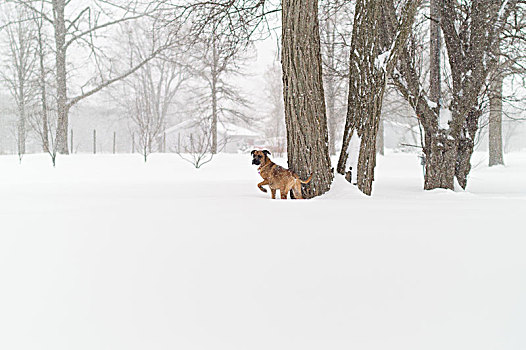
[164, 119, 261, 153]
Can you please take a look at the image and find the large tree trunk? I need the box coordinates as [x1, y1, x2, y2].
[282, 0, 333, 198]
[489, 68, 504, 166]
[423, 129, 456, 190]
[455, 108, 480, 188]
[53, 0, 69, 154]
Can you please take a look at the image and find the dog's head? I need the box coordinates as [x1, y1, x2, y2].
[251, 149, 271, 166]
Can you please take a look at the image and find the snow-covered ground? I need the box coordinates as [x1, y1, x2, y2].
[1, 151, 525, 350]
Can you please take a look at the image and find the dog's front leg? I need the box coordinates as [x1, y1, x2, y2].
[271, 189, 276, 199]
[257, 180, 268, 193]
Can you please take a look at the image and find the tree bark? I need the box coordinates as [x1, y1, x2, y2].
[282, 0, 333, 198]
[53, 0, 69, 154]
[423, 130, 456, 189]
[429, 0, 441, 116]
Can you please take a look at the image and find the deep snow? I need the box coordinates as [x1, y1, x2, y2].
[0, 151, 525, 350]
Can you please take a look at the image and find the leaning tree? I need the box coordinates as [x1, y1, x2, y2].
[337, 0, 421, 195]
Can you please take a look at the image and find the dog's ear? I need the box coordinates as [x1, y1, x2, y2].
[263, 150, 271, 156]
[251, 150, 256, 155]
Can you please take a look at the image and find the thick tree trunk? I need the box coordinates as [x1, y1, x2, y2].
[338, 0, 420, 195]
[423, 130, 456, 190]
[282, 0, 333, 198]
[489, 70, 504, 166]
[455, 108, 480, 188]
[337, 0, 384, 194]
[53, 0, 69, 154]
[354, 78, 385, 195]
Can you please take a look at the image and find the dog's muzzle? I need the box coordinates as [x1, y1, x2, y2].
[252, 159, 260, 165]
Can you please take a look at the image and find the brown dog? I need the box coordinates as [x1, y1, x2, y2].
[251, 150, 312, 199]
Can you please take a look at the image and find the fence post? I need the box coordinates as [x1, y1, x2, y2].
[163, 132, 166, 153]
[113, 131, 116, 154]
[132, 133, 135, 153]
[93, 129, 96, 154]
[70, 129, 73, 154]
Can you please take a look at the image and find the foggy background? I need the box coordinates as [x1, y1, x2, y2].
[0, 0, 524, 158]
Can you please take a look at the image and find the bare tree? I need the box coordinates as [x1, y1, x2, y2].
[0, 4, 37, 160]
[384, 0, 519, 190]
[186, 29, 253, 154]
[175, 121, 222, 169]
[7, 0, 169, 156]
[121, 20, 187, 162]
[130, 91, 163, 162]
[34, 0, 50, 153]
[487, 2, 526, 166]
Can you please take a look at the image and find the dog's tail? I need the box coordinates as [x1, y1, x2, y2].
[299, 174, 313, 184]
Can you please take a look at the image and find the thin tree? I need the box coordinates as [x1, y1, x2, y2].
[186, 29, 253, 154]
[0, 5, 37, 160]
[122, 20, 188, 162]
[488, 42, 505, 166]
